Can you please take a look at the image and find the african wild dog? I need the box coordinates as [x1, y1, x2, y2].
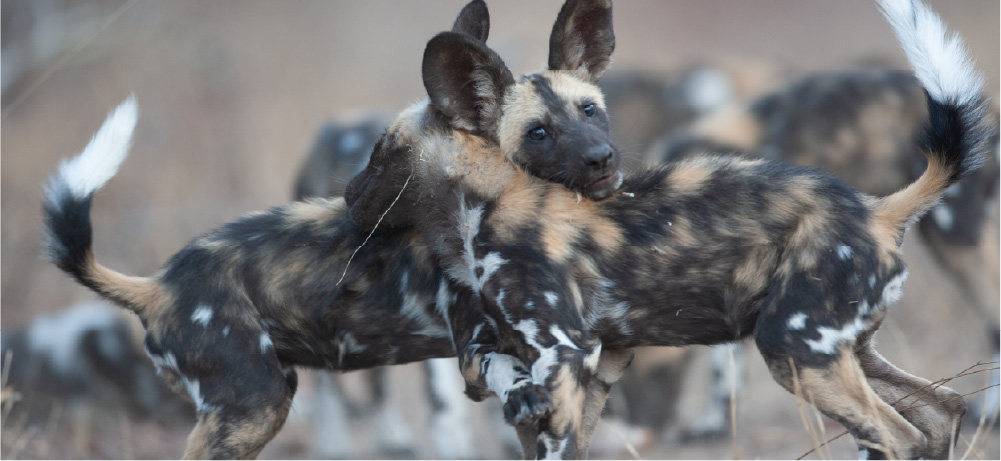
[40, 2, 548, 458]
[656, 66, 1001, 428]
[344, 0, 993, 458]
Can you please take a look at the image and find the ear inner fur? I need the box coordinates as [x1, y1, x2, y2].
[422, 32, 514, 142]
[547, 0, 615, 83]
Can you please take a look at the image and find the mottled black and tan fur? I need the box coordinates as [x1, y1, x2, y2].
[345, 0, 993, 458]
[39, 2, 552, 459]
[655, 66, 1001, 434]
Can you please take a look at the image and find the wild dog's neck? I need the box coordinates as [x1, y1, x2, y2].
[447, 131, 520, 201]
[397, 100, 525, 202]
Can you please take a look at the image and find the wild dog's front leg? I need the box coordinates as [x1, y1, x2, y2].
[517, 349, 636, 459]
[444, 284, 554, 428]
[579, 349, 635, 456]
[512, 319, 605, 459]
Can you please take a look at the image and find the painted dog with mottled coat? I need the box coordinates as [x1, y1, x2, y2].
[655, 65, 1001, 433]
[344, 0, 993, 458]
[39, 2, 553, 458]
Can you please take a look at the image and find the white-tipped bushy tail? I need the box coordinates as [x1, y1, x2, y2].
[878, 0, 984, 106]
[50, 95, 138, 200]
[42, 96, 156, 317]
[874, 0, 994, 240]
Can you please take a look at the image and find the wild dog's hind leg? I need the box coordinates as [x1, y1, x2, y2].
[756, 343, 926, 459]
[147, 320, 298, 459]
[754, 282, 928, 459]
[178, 367, 297, 459]
[856, 334, 966, 460]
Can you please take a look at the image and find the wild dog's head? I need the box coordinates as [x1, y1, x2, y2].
[346, 0, 619, 232]
[428, 0, 621, 199]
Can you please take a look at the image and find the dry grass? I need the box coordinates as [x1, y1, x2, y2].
[793, 361, 1001, 460]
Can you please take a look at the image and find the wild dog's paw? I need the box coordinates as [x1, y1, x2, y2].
[503, 381, 553, 426]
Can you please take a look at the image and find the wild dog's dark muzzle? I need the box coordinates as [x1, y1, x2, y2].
[572, 134, 622, 200]
[584, 143, 615, 169]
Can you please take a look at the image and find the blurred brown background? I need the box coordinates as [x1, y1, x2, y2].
[2, 0, 998, 459]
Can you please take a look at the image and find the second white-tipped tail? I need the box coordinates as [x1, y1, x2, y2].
[877, 0, 984, 106]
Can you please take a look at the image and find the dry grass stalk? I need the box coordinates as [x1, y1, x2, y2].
[958, 434, 984, 460]
[809, 398, 833, 459]
[5, 425, 37, 459]
[1, 350, 19, 421]
[788, 357, 827, 460]
[856, 353, 897, 459]
[2, 394, 33, 459]
[959, 364, 1000, 460]
[599, 419, 644, 460]
[335, 170, 414, 286]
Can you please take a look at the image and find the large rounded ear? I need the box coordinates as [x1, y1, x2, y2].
[547, 0, 615, 83]
[452, 0, 489, 42]
[422, 32, 514, 141]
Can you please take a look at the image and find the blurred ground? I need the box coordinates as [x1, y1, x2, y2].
[1, 0, 998, 459]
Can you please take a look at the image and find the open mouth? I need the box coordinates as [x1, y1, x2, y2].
[579, 170, 623, 200]
[582, 170, 622, 188]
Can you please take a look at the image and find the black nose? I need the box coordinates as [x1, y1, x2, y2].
[584, 145, 614, 168]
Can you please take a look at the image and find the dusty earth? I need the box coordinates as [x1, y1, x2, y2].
[2, 0, 998, 459]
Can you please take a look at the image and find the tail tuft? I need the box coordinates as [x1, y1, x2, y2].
[877, 0, 984, 106]
[45, 95, 138, 204]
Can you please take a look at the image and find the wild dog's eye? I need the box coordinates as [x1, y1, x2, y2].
[528, 126, 547, 141]
[582, 103, 596, 118]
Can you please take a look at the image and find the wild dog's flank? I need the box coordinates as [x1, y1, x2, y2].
[344, 0, 992, 458]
